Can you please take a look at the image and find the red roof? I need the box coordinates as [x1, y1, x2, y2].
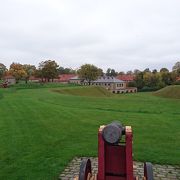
[29, 76, 41, 81]
[4, 75, 15, 79]
[116, 75, 135, 82]
[176, 77, 180, 81]
[58, 74, 76, 82]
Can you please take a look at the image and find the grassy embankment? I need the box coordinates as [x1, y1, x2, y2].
[153, 85, 180, 99]
[0, 84, 179, 179]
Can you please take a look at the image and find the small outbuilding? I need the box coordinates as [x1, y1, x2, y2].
[3, 75, 16, 84]
[69, 76, 83, 84]
[91, 76, 137, 93]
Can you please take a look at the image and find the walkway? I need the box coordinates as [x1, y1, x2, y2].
[59, 157, 180, 180]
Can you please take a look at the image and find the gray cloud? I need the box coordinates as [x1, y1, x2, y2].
[0, 0, 180, 71]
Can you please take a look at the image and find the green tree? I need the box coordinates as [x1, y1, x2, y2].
[152, 69, 158, 74]
[143, 72, 153, 87]
[126, 70, 133, 75]
[160, 68, 169, 73]
[144, 72, 160, 88]
[133, 69, 141, 75]
[38, 60, 59, 82]
[143, 68, 151, 73]
[23, 64, 36, 83]
[34, 69, 43, 82]
[58, 67, 76, 74]
[134, 72, 144, 89]
[98, 68, 103, 76]
[110, 69, 117, 76]
[78, 64, 102, 85]
[118, 71, 125, 75]
[0, 63, 7, 80]
[106, 68, 111, 76]
[160, 71, 171, 85]
[170, 71, 178, 84]
[106, 68, 117, 76]
[172, 61, 180, 72]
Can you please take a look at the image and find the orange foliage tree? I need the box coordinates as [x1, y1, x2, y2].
[9, 63, 27, 83]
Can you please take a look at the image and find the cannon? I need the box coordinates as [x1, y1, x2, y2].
[0, 82, 8, 88]
[76, 121, 153, 180]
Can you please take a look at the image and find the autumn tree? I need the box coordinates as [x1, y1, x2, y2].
[78, 64, 103, 85]
[0, 63, 7, 80]
[38, 60, 59, 82]
[9, 63, 27, 83]
[23, 64, 36, 83]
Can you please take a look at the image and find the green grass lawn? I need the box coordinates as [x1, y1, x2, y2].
[0, 85, 180, 179]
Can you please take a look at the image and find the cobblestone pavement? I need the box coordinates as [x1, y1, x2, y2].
[59, 157, 180, 180]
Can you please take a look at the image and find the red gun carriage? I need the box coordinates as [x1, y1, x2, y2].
[76, 122, 153, 180]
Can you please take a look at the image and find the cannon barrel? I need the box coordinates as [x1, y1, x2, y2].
[102, 121, 125, 144]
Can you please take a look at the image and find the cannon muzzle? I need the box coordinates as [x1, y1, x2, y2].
[102, 121, 125, 144]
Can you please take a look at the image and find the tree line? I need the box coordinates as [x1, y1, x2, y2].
[77, 63, 180, 90]
[0, 60, 180, 90]
[129, 65, 180, 91]
[0, 60, 75, 83]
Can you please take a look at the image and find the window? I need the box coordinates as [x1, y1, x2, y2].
[117, 83, 122, 87]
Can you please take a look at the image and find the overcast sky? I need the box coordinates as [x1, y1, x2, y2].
[0, 0, 180, 72]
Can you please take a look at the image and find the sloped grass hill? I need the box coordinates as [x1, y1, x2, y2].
[153, 85, 180, 99]
[0, 85, 179, 179]
[52, 86, 113, 97]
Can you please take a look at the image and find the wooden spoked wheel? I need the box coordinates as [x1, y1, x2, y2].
[144, 162, 154, 180]
[79, 159, 92, 180]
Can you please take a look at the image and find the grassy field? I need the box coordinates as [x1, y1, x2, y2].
[0, 85, 180, 179]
